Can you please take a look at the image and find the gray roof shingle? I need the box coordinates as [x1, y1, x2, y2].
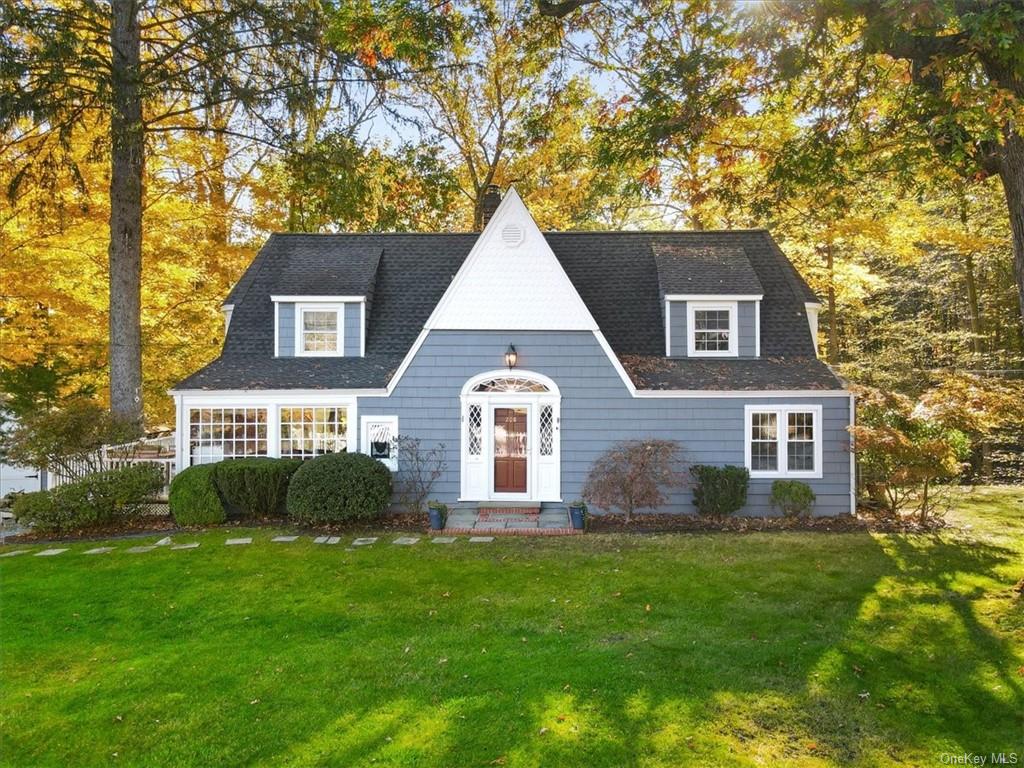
[176, 229, 838, 392]
[652, 243, 763, 297]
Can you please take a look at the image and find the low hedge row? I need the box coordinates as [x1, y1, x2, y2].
[168, 453, 392, 527]
[13, 464, 165, 534]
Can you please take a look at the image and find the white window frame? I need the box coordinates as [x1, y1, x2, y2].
[687, 300, 738, 357]
[295, 302, 344, 357]
[279, 405, 352, 458]
[360, 415, 399, 472]
[178, 394, 357, 469]
[744, 404, 823, 479]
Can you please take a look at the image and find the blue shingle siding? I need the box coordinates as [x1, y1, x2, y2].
[739, 301, 756, 357]
[277, 303, 295, 357]
[359, 330, 851, 516]
[344, 303, 361, 356]
[668, 300, 687, 356]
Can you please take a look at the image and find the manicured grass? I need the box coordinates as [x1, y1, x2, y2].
[2, 488, 1022, 767]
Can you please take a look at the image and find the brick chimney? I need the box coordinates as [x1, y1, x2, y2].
[478, 184, 502, 229]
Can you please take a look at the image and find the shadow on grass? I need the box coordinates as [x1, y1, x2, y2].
[3, 529, 1021, 767]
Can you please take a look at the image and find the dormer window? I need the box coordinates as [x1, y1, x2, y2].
[298, 304, 343, 356]
[687, 301, 738, 357]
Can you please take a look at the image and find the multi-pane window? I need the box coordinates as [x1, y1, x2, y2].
[746, 407, 820, 477]
[279, 407, 348, 458]
[539, 405, 554, 456]
[787, 412, 815, 472]
[189, 408, 267, 465]
[300, 308, 340, 354]
[467, 404, 482, 456]
[750, 412, 778, 472]
[693, 309, 731, 352]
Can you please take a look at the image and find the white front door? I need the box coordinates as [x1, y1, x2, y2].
[459, 371, 560, 503]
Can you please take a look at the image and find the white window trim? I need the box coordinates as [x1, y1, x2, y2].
[744, 404, 823, 479]
[360, 415, 398, 471]
[295, 302, 344, 357]
[177, 394, 357, 471]
[687, 300, 738, 358]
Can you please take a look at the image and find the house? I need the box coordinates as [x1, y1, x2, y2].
[171, 187, 854, 515]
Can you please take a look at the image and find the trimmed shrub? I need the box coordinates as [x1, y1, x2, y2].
[287, 452, 392, 524]
[690, 465, 749, 521]
[12, 490, 61, 530]
[212, 457, 303, 518]
[770, 480, 816, 518]
[14, 465, 164, 534]
[169, 464, 226, 526]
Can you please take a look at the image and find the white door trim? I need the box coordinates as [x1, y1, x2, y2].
[458, 369, 561, 503]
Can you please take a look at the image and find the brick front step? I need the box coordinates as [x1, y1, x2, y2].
[478, 506, 541, 522]
[443, 525, 582, 537]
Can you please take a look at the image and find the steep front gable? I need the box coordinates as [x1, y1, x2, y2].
[426, 188, 598, 332]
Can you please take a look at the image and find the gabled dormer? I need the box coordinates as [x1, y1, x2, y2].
[653, 243, 764, 359]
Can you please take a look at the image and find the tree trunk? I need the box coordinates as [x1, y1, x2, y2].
[108, 0, 144, 426]
[962, 251, 984, 355]
[825, 243, 840, 365]
[997, 131, 1024, 341]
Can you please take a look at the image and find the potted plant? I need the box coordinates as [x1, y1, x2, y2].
[568, 500, 587, 530]
[427, 500, 448, 530]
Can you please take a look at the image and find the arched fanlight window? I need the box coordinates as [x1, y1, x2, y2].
[471, 376, 551, 394]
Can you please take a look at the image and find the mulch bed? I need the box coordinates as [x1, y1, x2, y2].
[587, 512, 950, 534]
[3, 510, 951, 544]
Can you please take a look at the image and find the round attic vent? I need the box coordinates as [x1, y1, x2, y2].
[500, 224, 524, 246]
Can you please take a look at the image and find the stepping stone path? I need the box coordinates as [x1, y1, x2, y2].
[225, 538, 252, 546]
[352, 537, 378, 546]
[126, 546, 155, 553]
[0, 550, 30, 558]
[393, 537, 420, 546]
[172, 542, 200, 550]
[431, 537, 457, 544]
[84, 547, 115, 555]
[272, 535, 299, 543]
[36, 548, 69, 556]
[469, 537, 494, 543]
[314, 536, 340, 545]
[154, 537, 173, 546]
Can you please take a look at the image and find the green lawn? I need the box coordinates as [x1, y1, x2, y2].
[2, 488, 1022, 767]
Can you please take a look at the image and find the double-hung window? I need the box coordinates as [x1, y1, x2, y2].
[297, 304, 343, 356]
[744, 405, 822, 478]
[688, 301, 737, 357]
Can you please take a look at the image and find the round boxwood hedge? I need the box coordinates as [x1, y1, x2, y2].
[287, 452, 392, 524]
[169, 463, 226, 526]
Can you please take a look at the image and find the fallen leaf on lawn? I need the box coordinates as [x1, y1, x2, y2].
[645, 604, 651, 612]
[807, 742, 818, 751]
[489, 757, 506, 765]
[612, 591, 622, 598]
[442, 592, 450, 598]
[556, 714, 567, 722]
[852, 664, 863, 675]
[858, 691, 870, 700]
[539, 727, 548, 735]
[250, 699, 260, 705]
[439, 658, 448, 664]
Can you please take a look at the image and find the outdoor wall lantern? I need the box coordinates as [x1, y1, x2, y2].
[504, 344, 518, 369]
